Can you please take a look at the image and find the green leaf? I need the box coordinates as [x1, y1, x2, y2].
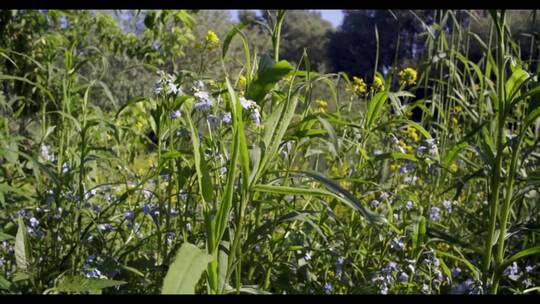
[0, 231, 14, 242]
[293, 171, 391, 228]
[15, 217, 31, 274]
[246, 60, 293, 102]
[505, 67, 529, 102]
[412, 216, 426, 258]
[435, 250, 481, 281]
[441, 142, 468, 168]
[184, 105, 214, 205]
[53, 275, 126, 294]
[218, 241, 230, 293]
[373, 152, 417, 162]
[0, 274, 10, 290]
[222, 22, 247, 59]
[161, 242, 213, 294]
[365, 92, 389, 130]
[405, 120, 432, 139]
[497, 246, 540, 275]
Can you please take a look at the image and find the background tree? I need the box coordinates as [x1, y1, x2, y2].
[327, 10, 433, 79]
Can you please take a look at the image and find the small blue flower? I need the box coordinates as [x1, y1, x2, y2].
[124, 211, 135, 221]
[399, 272, 409, 282]
[400, 162, 415, 174]
[503, 262, 521, 281]
[324, 283, 333, 294]
[239, 97, 255, 110]
[59, 16, 68, 29]
[86, 255, 96, 264]
[84, 268, 102, 278]
[416, 145, 427, 154]
[92, 204, 102, 212]
[221, 112, 232, 124]
[390, 237, 405, 250]
[29, 217, 39, 228]
[98, 223, 112, 232]
[170, 110, 181, 120]
[193, 100, 213, 111]
[451, 267, 462, 278]
[405, 200, 414, 210]
[251, 109, 261, 125]
[207, 114, 219, 129]
[442, 200, 452, 212]
[429, 206, 441, 221]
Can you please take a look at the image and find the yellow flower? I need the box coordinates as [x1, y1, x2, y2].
[453, 105, 462, 113]
[452, 117, 459, 125]
[136, 121, 144, 130]
[449, 163, 458, 173]
[410, 132, 419, 142]
[372, 75, 385, 92]
[352, 76, 367, 96]
[315, 99, 328, 113]
[390, 163, 400, 172]
[437, 242, 450, 252]
[398, 67, 417, 86]
[406, 127, 419, 142]
[205, 30, 220, 49]
[238, 75, 247, 88]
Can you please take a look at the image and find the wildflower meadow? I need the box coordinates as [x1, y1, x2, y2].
[0, 9, 539, 294]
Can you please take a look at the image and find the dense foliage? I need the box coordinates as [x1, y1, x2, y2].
[0, 9, 539, 295]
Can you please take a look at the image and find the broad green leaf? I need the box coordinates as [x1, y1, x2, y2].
[505, 67, 529, 102]
[15, 217, 31, 274]
[218, 241, 230, 293]
[0, 274, 10, 290]
[53, 275, 126, 294]
[161, 242, 213, 294]
[246, 60, 293, 102]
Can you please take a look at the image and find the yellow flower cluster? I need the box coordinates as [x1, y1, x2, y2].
[352, 76, 367, 96]
[390, 163, 400, 172]
[399, 139, 414, 154]
[372, 75, 385, 92]
[449, 163, 459, 173]
[405, 126, 420, 142]
[399, 67, 417, 86]
[205, 30, 220, 49]
[315, 99, 328, 113]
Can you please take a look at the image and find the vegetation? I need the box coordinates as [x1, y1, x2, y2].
[0, 9, 539, 295]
